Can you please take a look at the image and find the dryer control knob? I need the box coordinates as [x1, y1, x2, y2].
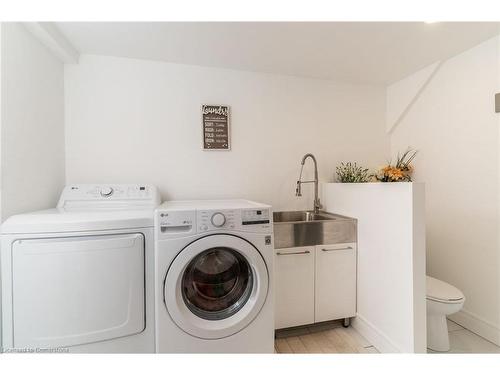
[211, 212, 226, 227]
[100, 186, 114, 197]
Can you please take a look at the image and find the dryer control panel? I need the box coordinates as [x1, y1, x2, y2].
[57, 184, 161, 209]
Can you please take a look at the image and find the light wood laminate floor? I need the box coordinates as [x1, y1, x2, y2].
[428, 319, 500, 353]
[275, 320, 378, 354]
[275, 319, 500, 354]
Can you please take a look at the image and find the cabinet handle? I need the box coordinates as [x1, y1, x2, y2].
[276, 250, 311, 256]
[321, 246, 353, 252]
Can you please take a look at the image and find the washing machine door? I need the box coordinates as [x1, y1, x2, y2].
[164, 234, 269, 339]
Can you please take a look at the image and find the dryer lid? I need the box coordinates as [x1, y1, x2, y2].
[1, 184, 160, 234]
[1, 209, 155, 234]
[426, 276, 464, 302]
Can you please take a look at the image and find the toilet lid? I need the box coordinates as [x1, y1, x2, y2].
[426, 276, 464, 303]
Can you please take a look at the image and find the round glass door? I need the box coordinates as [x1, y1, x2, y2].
[182, 247, 253, 320]
[164, 234, 269, 339]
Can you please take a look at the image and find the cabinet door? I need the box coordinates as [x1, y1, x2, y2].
[315, 243, 356, 323]
[275, 246, 315, 329]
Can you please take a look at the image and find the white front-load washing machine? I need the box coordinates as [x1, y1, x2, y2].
[155, 199, 274, 353]
[1, 184, 160, 353]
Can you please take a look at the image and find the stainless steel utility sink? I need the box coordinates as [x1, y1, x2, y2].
[273, 211, 338, 223]
[273, 210, 356, 249]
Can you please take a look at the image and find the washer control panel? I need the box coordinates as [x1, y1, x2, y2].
[210, 212, 226, 227]
[198, 210, 236, 232]
[197, 208, 271, 233]
[156, 202, 273, 239]
[242, 208, 271, 226]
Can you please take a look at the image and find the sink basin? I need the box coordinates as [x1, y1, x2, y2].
[273, 210, 356, 249]
[273, 211, 338, 223]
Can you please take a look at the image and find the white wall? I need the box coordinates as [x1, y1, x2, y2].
[389, 36, 500, 344]
[322, 182, 426, 353]
[1, 23, 66, 220]
[64, 55, 388, 211]
[0, 21, 66, 350]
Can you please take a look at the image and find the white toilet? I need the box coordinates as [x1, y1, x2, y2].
[426, 276, 465, 352]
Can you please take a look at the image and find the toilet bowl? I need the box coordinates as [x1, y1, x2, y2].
[426, 276, 465, 352]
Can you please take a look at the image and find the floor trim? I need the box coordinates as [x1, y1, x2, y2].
[450, 309, 500, 346]
[351, 314, 401, 353]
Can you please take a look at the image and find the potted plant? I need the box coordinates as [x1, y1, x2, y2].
[374, 149, 417, 182]
[335, 162, 370, 183]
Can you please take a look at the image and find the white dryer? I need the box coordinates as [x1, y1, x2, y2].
[155, 199, 274, 353]
[1, 184, 160, 353]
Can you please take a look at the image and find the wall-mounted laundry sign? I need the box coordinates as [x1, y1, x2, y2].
[202, 105, 230, 150]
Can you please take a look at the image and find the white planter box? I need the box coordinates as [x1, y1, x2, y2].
[321, 182, 426, 353]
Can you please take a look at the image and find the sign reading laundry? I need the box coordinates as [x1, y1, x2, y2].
[202, 105, 230, 150]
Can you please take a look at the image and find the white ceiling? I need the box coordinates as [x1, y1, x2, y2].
[56, 22, 500, 85]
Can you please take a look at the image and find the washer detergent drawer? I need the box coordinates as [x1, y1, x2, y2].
[12, 233, 145, 349]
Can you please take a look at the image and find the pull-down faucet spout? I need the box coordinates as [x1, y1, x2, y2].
[295, 153, 321, 214]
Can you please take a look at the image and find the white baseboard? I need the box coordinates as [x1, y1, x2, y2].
[449, 309, 500, 346]
[352, 315, 402, 353]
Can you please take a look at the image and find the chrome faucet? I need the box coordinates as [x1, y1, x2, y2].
[295, 153, 321, 214]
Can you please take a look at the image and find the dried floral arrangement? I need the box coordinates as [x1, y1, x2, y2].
[374, 149, 418, 182]
[335, 162, 370, 183]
